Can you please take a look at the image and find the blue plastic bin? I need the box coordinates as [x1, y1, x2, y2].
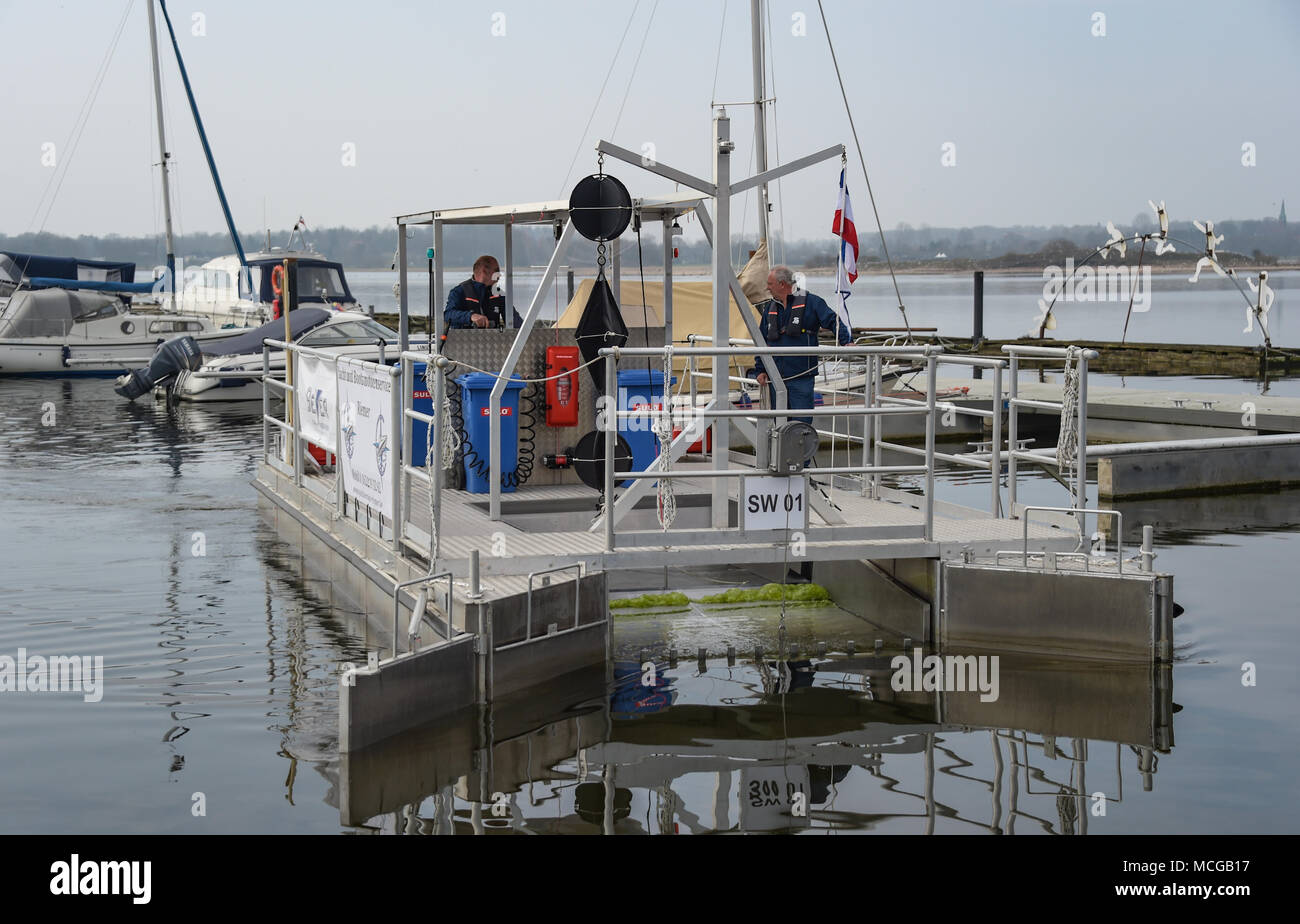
[410, 362, 433, 465]
[617, 368, 677, 478]
[458, 372, 527, 493]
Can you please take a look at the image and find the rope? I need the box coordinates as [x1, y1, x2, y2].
[816, 0, 913, 341]
[709, 0, 728, 105]
[1057, 346, 1082, 479]
[652, 347, 677, 529]
[610, 0, 660, 139]
[422, 362, 460, 560]
[29, 0, 135, 233]
[556, 1, 642, 198]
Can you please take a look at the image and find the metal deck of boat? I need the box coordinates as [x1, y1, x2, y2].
[387, 473, 1080, 576]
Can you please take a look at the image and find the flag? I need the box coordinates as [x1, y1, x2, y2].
[831, 168, 858, 330]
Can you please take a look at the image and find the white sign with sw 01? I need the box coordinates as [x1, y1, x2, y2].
[742, 475, 808, 531]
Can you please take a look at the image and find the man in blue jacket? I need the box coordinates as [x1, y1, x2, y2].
[444, 255, 524, 329]
[748, 265, 852, 423]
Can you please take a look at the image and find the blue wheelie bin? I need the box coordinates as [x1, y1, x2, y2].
[458, 372, 527, 493]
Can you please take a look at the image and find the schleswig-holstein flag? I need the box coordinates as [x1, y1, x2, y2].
[831, 167, 858, 331]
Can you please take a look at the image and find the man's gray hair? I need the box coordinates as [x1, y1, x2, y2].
[771, 265, 796, 286]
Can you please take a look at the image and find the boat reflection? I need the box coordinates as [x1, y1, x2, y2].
[337, 650, 1174, 834]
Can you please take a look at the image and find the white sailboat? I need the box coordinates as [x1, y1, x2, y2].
[0, 0, 252, 375]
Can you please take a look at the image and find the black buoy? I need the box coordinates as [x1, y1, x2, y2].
[571, 430, 634, 491]
[569, 173, 633, 242]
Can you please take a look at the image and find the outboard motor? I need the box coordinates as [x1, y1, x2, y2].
[114, 336, 203, 401]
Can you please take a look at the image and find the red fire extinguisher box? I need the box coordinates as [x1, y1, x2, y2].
[545, 345, 580, 427]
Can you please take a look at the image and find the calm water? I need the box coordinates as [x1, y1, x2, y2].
[1, 375, 1298, 833]
[351, 267, 1295, 347]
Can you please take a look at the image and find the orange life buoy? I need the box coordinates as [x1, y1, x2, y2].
[271, 264, 284, 297]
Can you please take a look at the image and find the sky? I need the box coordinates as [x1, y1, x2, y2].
[2, 0, 1297, 247]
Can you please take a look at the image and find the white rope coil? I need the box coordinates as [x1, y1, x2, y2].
[423, 363, 461, 560]
[1057, 346, 1082, 477]
[653, 347, 677, 530]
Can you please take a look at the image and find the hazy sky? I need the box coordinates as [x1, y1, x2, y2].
[3, 0, 1297, 247]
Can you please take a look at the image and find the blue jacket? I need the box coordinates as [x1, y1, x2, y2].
[444, 278, 524, 329]
[747, 290, 851, 382]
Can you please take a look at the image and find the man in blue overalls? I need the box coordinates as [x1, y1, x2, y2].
[748, 265, 852, 422]
[444, 255, 524, 329]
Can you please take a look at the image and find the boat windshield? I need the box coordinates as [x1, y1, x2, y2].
[297, 318, 399, 347]
[297, 265, 348, 301]
[246, 259, 355, 304]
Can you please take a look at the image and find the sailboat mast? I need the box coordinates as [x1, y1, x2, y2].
[750, 0, 770, 244]
[147, 0, 177, 298]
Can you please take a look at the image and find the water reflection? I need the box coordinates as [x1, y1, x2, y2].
[339, 652, 1174, 834]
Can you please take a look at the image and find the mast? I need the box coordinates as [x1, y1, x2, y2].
[156, 1, 249, 287]
[750, 0, 770, 244]
[146, 0, 177, 298]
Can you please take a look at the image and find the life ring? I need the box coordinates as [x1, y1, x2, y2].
[271, 264, 284, 297]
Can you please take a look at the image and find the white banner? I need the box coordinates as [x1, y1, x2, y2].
[337, 358, 394, 518]
[294, 353, 337, 453]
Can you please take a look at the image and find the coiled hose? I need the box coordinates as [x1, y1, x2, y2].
[446, 377, 536, 490]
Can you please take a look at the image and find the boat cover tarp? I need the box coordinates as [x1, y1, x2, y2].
[203, 308, 331, 357]
[0, 288, 121, 338]
[27, 277, 159, 294]
[0, 251, 137, 285]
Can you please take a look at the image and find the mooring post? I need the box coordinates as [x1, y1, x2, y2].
[1140, 525, 1154, 572]
[972, 270, 984, 346]
[469, 548, 481, 598]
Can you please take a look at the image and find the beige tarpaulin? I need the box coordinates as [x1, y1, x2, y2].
[554, 243, 772, 383]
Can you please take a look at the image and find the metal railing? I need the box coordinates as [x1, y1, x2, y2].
[598, 343, 944, 551]
[260, 339, 401, 551]
[1003, 344, 1096, 526]
[259, 333, 1105, 571]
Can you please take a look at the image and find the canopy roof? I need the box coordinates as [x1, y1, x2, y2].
[397, 192, 706, 227]
[1, 251, 136, 286]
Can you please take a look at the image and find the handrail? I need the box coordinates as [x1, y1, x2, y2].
[1021, 506, 1123, 574]
[1002, 344, 1100, 360]
[392, 571, 456, 657]
[596, 343, 943, 548]
[525, 564, 582, 643]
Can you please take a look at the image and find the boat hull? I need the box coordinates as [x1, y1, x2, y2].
[0, 333, 239, 376]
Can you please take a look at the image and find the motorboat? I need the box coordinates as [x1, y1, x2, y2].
[155, 310, 427, 403]
[156, 241, 361, 328]
[0, 252, 248, 375]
